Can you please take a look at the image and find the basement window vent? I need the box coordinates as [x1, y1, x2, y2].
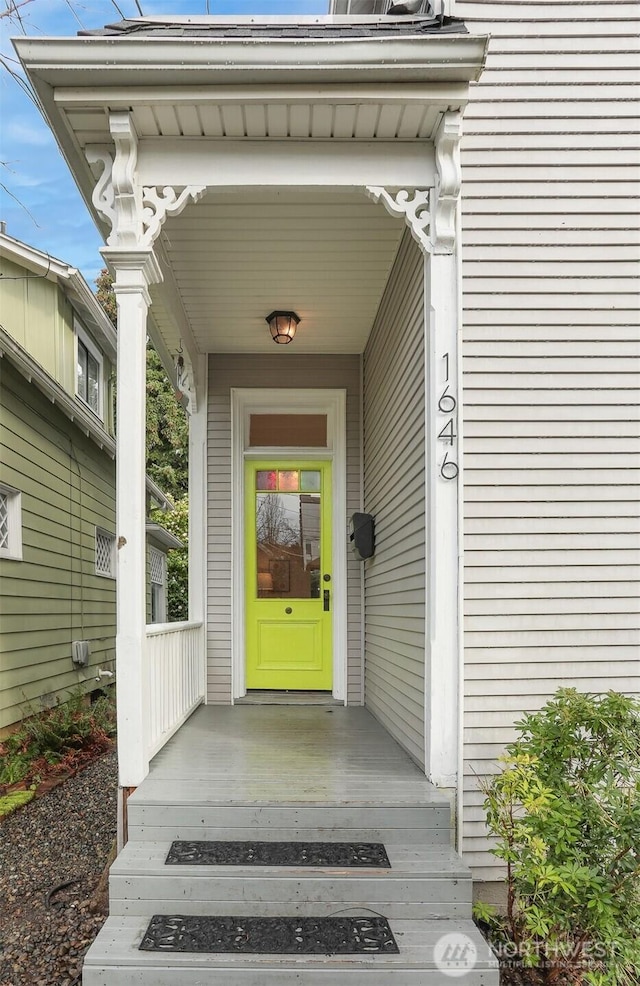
[96, 528, 116, 577]
[0, 484, 23, 560]
[0, 493, 8, 549]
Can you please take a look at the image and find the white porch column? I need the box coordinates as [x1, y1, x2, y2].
[188, 354, 208, 700]
[103, 247, 162, 788]
[425, 247, 461, 790]
[425, 111, 463, 792]
[366, 110, 463, 796]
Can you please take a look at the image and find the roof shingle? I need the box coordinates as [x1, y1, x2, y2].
[79, 16, 467, 39]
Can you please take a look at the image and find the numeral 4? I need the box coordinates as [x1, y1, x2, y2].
[438, 419, 456, 445]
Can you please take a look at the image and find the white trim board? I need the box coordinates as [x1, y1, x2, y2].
[231, 388, 348, 704]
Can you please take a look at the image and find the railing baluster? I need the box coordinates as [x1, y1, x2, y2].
[145, 621, 205, 760]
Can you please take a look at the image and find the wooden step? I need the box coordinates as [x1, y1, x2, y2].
[109, 841, 472, 919]
[83, 915, 500, 985]
[126, 803, 452, 845]
[91, 710, 492, 983]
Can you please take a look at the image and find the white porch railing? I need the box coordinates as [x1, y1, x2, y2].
[146, 621, 205, 760]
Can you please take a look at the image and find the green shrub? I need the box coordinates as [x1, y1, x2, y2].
[0, 689, 116, 788]
[479, 688, 640, 985]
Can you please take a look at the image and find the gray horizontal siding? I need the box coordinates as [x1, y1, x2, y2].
[363, 231, 426, 768]
[206, 354, 362, 705]
[457, 0, 640, 879]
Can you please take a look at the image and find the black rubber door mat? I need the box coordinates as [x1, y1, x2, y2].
[165, 841, 391, 868]
[140, 915, 399, 955]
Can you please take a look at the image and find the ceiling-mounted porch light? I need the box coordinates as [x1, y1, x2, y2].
[266, 310, 300, 345]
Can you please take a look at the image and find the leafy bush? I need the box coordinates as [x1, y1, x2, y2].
[0, 690, 116, 788]
[152, 495, 188, 621]
[479, 689, 640, 985]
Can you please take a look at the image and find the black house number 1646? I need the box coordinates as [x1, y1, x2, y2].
[438, 353, 459, 481]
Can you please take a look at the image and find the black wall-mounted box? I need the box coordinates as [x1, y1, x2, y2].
[350, 512, 375, 561]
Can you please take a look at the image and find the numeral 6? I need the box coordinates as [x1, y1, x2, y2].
[440, 452, 459, 481]
[438, 386, 457, 414]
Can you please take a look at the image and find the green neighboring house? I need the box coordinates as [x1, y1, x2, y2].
[0, 228, 179, 731]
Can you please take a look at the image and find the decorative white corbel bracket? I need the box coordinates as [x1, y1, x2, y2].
[85, 146, 116, 234]
[366, 110, 462, 256]
[365, 187, 431, 256]
[85, 112, 205, 249]
[175, 351, 198, 416]
[141, 186, 205, 247]
[432, 110, 463, 255]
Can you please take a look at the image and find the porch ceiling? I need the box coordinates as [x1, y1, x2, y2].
[150, 188, 405, 355]
[61, 88, 456, 146]
[15, 23, 488, 360]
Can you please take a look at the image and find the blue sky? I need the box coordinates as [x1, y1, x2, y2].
[0, 0, 325, 286]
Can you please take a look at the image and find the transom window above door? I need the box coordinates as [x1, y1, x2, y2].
[249, 414, 327, 448]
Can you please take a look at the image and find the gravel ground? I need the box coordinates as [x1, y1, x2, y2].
[0, 751, 117, 986]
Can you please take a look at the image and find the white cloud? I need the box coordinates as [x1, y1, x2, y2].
[5, 121, 53, 146]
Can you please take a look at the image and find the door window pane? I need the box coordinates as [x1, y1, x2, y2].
[256, 491, 321, 599]
[300, 470, 321, 493]
[256, 470, 277, 491]
[278, 470, 299, 492]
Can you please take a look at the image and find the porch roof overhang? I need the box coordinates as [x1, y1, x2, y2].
[15, 20, 488, 365]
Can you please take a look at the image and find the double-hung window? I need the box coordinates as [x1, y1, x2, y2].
[75, 319, 103, 418]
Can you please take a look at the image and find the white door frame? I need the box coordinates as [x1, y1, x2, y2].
[231, 388, 348, 703]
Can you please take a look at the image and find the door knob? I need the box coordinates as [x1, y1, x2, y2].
[285, 607, 293, 614]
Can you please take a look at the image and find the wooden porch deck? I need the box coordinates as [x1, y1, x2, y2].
[129, 705, 446, 810]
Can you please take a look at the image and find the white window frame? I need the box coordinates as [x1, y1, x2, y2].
[95, 527, 116, 578]
[329, 0, 457, 16]
[0, 483, 23, 561]
[149, 547, 167, 624]
[75, 317, 104, 420]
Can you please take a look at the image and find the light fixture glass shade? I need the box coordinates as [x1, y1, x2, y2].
[266, 310, 300, 345]
[257, 572, 274, 592]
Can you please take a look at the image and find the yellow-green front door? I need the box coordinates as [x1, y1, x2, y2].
[245, 460, 332, 691]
